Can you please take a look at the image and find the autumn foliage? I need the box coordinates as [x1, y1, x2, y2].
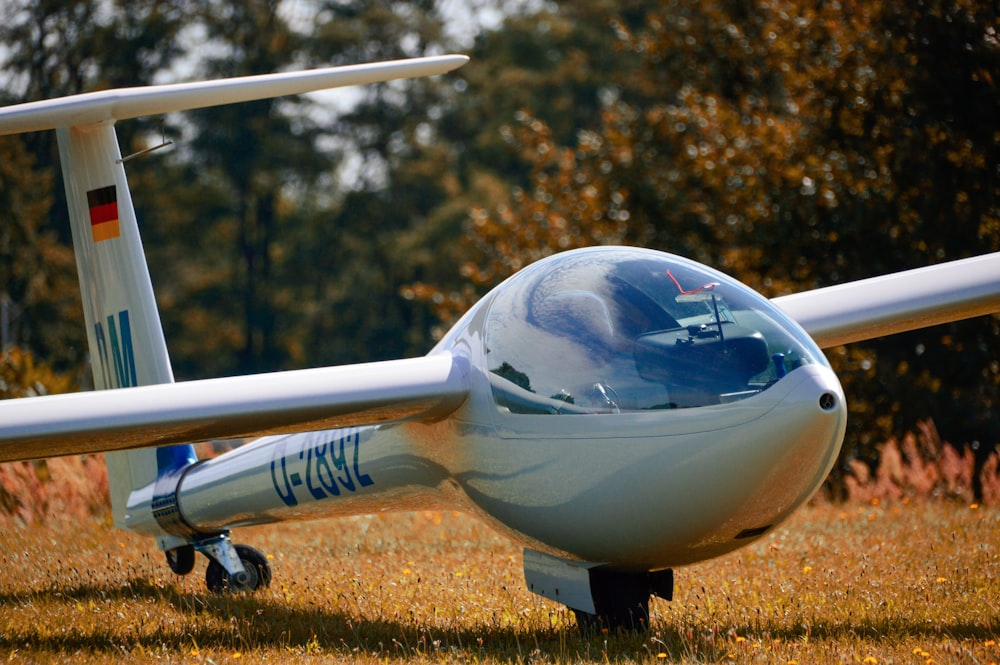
[834, 419, 1000, 505]
[0, 348, 110, 524]
[0, 1, 998, 518]
[0, 456, 109, 525]
[412, 0, 1000, 492]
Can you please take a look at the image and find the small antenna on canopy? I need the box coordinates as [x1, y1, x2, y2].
[667, 269, 727, 349]
[666, 269, 719, 302]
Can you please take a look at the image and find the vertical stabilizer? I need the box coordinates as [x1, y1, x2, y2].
[56, 122, 195, 534]
[0, 55, 471, 543]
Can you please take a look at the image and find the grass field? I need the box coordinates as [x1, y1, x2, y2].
[1, 501, 998, 664]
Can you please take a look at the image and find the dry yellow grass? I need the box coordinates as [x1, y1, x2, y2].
[1, 501, 998, 663]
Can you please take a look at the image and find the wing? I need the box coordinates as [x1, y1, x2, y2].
[0, 353, 467, 462]
[773, 252, 1000, 348]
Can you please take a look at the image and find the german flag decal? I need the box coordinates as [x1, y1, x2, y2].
[87, 185, 120, 242]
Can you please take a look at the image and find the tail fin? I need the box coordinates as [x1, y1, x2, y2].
[56, 123, 196, 533]
[0, 55, 468, 542]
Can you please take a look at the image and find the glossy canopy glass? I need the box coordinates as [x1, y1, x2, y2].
[484, 247, 829, 414]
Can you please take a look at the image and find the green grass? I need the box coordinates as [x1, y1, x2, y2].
[1, 501, 998, 663]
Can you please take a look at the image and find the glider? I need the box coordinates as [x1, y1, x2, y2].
[0, 54, 998, 629]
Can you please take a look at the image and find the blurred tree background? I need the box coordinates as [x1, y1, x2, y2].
[0, 0, 996, 498]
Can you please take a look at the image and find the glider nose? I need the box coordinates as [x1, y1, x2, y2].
[735, 364, 847, 522]
[646, 363, 847, 567]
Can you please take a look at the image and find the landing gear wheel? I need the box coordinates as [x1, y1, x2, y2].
[205, 544, 272, 594]
[573, 601, 649, 633]
[574, 570, 650, 633]
[165, 544, 196, 575]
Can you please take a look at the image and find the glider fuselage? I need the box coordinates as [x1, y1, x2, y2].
[134, 247, 847, 573]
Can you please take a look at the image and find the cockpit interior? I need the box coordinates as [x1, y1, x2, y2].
[484, 248, 828, 414]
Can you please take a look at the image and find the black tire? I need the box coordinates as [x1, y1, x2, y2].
[165, 544, 196, 575]
[573, 601, 650, 634]
[205, 544, 272, 594]
[574, 570, 650, 633]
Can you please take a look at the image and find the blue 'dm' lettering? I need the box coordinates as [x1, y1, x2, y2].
[94, 310, 137, 388]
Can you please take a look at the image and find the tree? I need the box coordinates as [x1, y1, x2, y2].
[267, 0, 466, 364]
[128, 0, 337, 377]
[0, 0, 195, 374]
[617, 0, 1000, 495]
[424, 0, 1000, 497]
[0, 137, 81, 372]
[394, 0, 657, 344]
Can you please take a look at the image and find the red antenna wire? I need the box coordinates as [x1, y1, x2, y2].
[665, 269, 719, 295]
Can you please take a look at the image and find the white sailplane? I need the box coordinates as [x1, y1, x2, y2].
[0, 54, 998, 629]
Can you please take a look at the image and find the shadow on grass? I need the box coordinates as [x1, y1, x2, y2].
[0, 577, 615, 659]
[0, 578, 997, 660]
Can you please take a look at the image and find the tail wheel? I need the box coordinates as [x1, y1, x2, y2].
[205, 544, 272, 593]
[165, 544, 196, 575]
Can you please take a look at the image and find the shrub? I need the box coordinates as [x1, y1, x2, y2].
[840, 419, 1000, 505]
[0, 347, 110, 525]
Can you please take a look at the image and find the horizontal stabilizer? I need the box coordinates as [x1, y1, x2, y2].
[773, 252, 1000, 347]
[0, 353, 467, 462]
[0, 55, 468, 135]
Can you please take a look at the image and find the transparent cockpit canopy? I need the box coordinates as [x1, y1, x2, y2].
[485, 247, 829, 414]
